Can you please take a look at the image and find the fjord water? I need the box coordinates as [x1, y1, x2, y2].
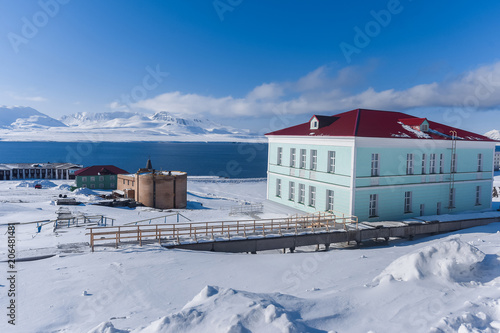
[0, 142, 268, 178]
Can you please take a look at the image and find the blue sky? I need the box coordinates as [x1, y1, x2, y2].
[1, 0, 500, 134]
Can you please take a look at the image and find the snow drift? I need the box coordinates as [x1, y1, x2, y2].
[373, 238, 485, 284]
[89, 286, 314, 333]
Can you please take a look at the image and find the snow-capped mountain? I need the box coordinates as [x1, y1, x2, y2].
[485, 129, 500, 141]
[60, 111, 252, 136]
[0, 107, 260, 142]
[0, 106, 67, 129]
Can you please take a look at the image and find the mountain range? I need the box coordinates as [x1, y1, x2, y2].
[0, 106, 260, 142]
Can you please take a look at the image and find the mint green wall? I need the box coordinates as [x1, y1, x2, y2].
[268, 172, 352, 216]
[76, 175, 118, 189]
[267, 141, 353, 216]
[354, 180, 492, 222]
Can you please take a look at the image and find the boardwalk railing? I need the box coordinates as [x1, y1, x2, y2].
[230, 203, 264, 215]
[87, 212, 358, 252]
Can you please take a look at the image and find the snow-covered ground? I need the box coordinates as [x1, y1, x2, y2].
[2, 177, 500, 332]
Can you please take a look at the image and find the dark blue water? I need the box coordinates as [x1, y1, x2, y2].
[0, 142, 268, 178]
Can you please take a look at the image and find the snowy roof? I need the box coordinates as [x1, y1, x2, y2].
[266, 109, 494, 141]
[0, 163, 82, 170]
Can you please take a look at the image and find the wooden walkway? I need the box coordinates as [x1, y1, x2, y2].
[87, 212, 357, 252]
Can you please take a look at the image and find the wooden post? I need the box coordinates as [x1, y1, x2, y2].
[158, 229, 161, 245]
[206, 222, 208, 237]
[137, 226, 140, 241]
[90, 232, 94, 252]
[211, 226, 214, 240]
[139, 230, 142, 246]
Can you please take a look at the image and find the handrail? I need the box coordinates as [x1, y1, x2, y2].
[87, 212, 358, 251]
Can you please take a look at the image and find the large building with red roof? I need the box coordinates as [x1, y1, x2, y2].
[75, 165, 128, 190]
[265, 109, 496, 221]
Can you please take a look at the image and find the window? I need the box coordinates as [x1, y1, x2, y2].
[421, 154, 427, 174]
[478, 153, 483, 172]
[99, 183, 104, 188]
[90, 176, 95, 182]
[290, 148, 296, 167]
[420, 204, 425, 216]
[300, 149, 307, 168]
[449, 188, 456, 208]
[99, 176, 104, 181]
[82, 184, 87, 188]
[298, 184, 305, 204]
[369, 194, 378, 217]
[371, 154, 379, 177]
[406, 154, 414, 175]
[404, 191, 412, 213]
[110, 183, 115, 188]
[439, 154, 444, 174]
[430, 154, 436, 174]
[310, 150, 317, 170]
[276, 179, 281, 197]
[326, 190, 334, 211]
[110, 175, 116, 180]
[132, 181, 135, 186]
[451, 153, 457, 173]
[82, 177, 87, 182]
[289, 182, 295, 201]
[327, 151, 336, 173]
[476, 186, 481, 205]
[421, 123, 429, 132]
[123, 179, 125, 184]
[309, 186, 316, 207]
[277, 147, 283, 165]
[437, 202, 442, 215]
[90, 184, 95, 189]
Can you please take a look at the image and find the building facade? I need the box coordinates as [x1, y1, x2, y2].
[75, 165, 128, 189]
[117, 170, 187, 209]
[266, 109, 495, 222]
[0, 163, 82, 180]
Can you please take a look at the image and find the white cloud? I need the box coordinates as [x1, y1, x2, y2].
[7, 92, 48, 102]
[131, 61, 500, 118]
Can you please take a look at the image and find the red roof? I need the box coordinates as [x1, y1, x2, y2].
[266, 109, 494, 141]
[399, 118, 427, 126]
[74, 165, 129, 176]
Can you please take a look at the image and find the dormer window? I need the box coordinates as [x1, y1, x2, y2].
[310, 118, 319, 130]
[421, 123, 429, 132]
[399, 118, 430, 132]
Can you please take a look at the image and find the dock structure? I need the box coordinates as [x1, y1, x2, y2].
[86, 213, 500, 253]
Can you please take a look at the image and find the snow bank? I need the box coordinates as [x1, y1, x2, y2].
[128, 285, 312, 333]
[374, 238, 485, 284]
[87, 321, 128, 333]
[16, 180, 57, 188]
[73, 187, 98, 196]
[54, 183, 72, 191]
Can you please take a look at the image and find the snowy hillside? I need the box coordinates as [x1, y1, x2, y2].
[485, 129, 500, 141]
[0, 107, 261, 142]
[0, 106, 67, 129]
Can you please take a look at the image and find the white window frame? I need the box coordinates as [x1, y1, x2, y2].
[327, 151, 336, 173]
[439, 154, 444, 174]
[475, 186, 481, 205]
[406, 154, 414, 175]
[298, 184, 305, 204]
[437, 202, 442, 215]
[309, 186, 316, 207]
[277, 147, 283, 165]
[310, 150, 317, 170]
[369, 194, 378, 217]
[326, 189, 334, 211]
[299, 149, 307, 169]
[82, 176, 87, 182]
[371, 154, 379, 177]
[276, 179, 281, 197]
[289, 182, 295, 201]
[90, 176, 96, 182]
[290, 148, 296, 168]
[430, 154, 436, 174]
[99, 176, 104, 181]
[449, 188, 456, 208]
[421, 154, 427, 174]
[478, 153, 483, 172]
[404, 191, 412, 213]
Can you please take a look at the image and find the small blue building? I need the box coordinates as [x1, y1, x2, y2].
[265, 109, 496, 222]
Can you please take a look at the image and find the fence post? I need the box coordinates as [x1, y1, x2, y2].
[90, 232, 94, 252]
[158, 229, 161, 245]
